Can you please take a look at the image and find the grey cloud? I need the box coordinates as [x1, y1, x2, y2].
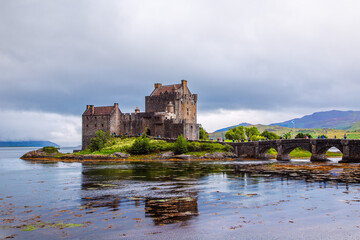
[1, 0, 360, 117]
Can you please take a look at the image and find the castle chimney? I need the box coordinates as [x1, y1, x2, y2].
[90, 105, 94, 115]
[135, 107, 140, 113]
[114, 103, 119, 108]
[154, 83, 162, 89]
[181, 80, 188, 94]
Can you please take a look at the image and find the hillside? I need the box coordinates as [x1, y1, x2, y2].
[0, 141, 59, 147]
[270, 110, 360, 130]
[214, 122, 251, 133]
[209, 124, 360, 140]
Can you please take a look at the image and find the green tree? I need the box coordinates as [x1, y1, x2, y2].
[88, 130, 111, 152]
[225, 126, 245, 141]
[245, 126, 260, 139]
[295, 133, 305, 139]
[261, 130, 280, 140]
[129, 135, 154, 154]
[173, 135, 189, 154]
[282, 132, 292, 139]
[295, 132, 313, 139]
[199, 126, 209, 140]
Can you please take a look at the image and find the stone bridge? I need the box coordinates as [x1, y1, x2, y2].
[226, 139, 360, 163]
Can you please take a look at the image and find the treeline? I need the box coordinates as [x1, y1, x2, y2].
[224, 126, 315, 141]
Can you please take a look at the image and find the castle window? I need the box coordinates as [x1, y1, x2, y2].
[86, 124, 89, 127]
[187, 108, 189, 116]
[102, 124, 104, 127]
[95, 124, 97, 127]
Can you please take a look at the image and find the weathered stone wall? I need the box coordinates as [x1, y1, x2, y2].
[178, 94, 197, 124]
[82, 115, 111, 149]
[145, 94, 177, 113]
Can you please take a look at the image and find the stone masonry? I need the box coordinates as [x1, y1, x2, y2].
[82, 80, 199, 149]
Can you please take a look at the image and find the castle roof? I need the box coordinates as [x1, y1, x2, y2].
[150, 84, 182, 96]
[83, 106, 116, 116]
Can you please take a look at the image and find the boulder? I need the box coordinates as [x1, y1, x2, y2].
[204, 152, 238, 159]
[173, 154, 192, 160]
[112, 152, 131, 158]
[161, 151, 175, 158]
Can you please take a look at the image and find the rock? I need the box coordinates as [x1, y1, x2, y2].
[204, 152, 238, 159]
[161, 151, 175, 158]
[112, 152, 130, 158]
[173, 154, 192, 160]
[21, 148, 57, 159]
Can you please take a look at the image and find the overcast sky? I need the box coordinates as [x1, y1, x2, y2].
[1, 0, 360, 146]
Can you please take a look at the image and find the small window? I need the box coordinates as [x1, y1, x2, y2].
[86, 124, 89, 127]
[95, 124, 97, 127]
[102, 124, 104, 127]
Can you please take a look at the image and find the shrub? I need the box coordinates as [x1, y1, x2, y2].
[129, 136, 154, 154]
[88, 130, 112, 152]
[223, 144, 233, 152]
[188, 142, 202, 152]
[151, 140, 174, 152]
[173, 135, 189, 154]
[42, 146, 59, 154]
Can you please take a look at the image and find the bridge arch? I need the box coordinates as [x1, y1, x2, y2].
[258, 141, 278, 159]
[277, 140, 312, 161]
[311, 140, 343, 162]
[316, 144, 343, 155]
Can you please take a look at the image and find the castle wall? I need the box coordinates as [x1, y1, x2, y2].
[145, 94, 176, 113]
[110, 108, 121, 136]
[82, 115, 111, 149]
[178, 94, 197, 123]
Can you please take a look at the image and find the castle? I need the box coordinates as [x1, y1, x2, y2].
[82, 80, 199, 149]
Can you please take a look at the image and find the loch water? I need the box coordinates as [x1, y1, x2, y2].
[1, 147, 360, 240]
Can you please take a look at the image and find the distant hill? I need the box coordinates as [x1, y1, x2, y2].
[214, 122, 252, 132]
[270, 110, 360, 130]
[209, 124, 360, 140]
[0, 141, 59, 147]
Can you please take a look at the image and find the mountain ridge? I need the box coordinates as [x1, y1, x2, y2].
[213, 110, 360, 133]
[0, 141, 59, 147]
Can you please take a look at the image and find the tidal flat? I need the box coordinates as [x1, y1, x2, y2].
[1, 147, 360, 239]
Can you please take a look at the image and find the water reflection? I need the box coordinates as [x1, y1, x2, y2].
[79, 161, 225, 225]
[3, 148, 360, 240]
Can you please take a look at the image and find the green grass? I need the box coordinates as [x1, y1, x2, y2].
[78, 137, 232, 157]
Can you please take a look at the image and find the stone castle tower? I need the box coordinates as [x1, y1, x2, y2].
[82, 80, 199, 149]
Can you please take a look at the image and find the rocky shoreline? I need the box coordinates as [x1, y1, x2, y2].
[20, 148, 238, 162]
[234, 163, 360, 183]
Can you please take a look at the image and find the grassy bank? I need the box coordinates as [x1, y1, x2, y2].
[77, 137, 231, 157]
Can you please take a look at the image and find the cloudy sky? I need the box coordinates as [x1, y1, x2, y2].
[1, 0, 360, 146]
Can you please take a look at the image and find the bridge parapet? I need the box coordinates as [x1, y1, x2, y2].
[228, 139, 360, 162]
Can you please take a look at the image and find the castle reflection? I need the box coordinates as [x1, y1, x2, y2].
[79, 161, 217, 225]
